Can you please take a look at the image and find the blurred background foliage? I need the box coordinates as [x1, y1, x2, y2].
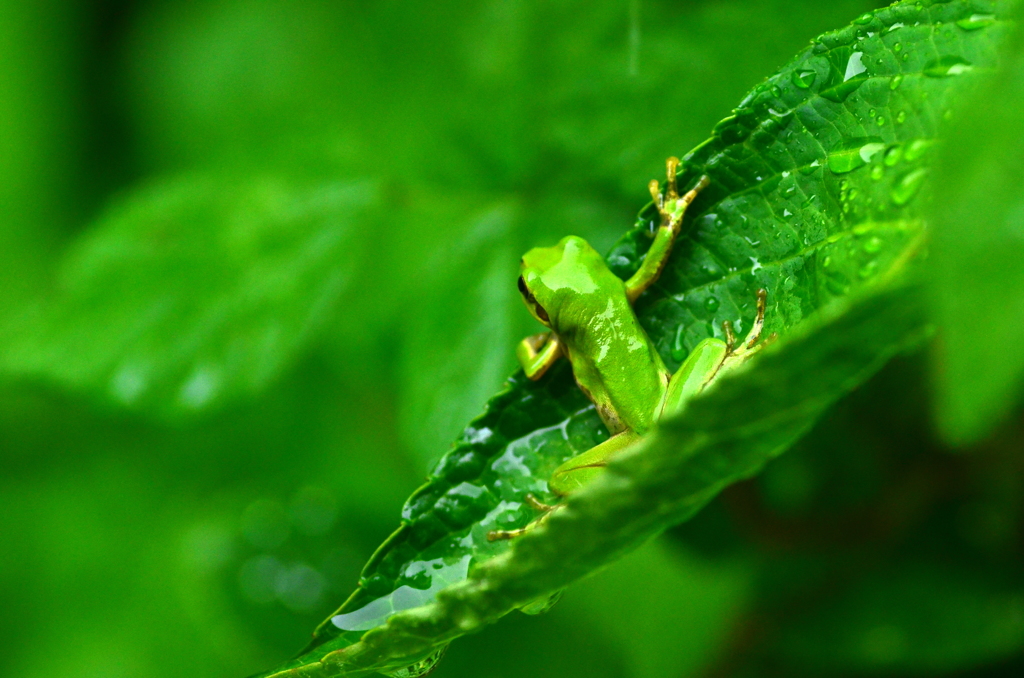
[0, 1, 1022, 678]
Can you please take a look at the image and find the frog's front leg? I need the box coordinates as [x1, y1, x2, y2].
[625, 158, 709, 303]
[517, 332, 563, 381]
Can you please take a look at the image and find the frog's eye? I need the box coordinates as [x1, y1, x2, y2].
[518, 276, 550, 324]
[518, 275, 530, 298]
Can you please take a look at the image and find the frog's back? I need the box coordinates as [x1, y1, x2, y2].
[525, 235, 668, 435]
[555, 286, 668, 435]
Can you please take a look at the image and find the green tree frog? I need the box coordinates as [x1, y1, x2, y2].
[489, 158, 771, 540]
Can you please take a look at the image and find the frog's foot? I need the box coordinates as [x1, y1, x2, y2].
[649, 156, 682, 213]
[486, 494, 560, 541]
[524, 493, 558, 513]
[648, 157, 709, 229]
[722, 289, 777, 364]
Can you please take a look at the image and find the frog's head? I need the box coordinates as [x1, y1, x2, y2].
[518, 235, 610, 328]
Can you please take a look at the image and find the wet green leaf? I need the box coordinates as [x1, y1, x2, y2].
[255, 1, 1016, 674]
[300, 282, 927, 677]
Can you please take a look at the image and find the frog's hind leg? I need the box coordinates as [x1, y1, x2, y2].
[486, 431, 641, 542]
[661, 337, 731, 420]
[728, 289, 768, 356]
[660, 290, 775, 422]
[486, 495, 558, 541]
[548, 430, 642, 496]
[721, 289, 776, 369]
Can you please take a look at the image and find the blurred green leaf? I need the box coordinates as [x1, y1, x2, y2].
[257, 2, 1014, 675]
[0, 0, 80, 322]
[126, 0, 376, 175]
[398, 202, 523, 470]
[930, 9, 1024, 445]
[564, 539, 752, 678]
[775, 562, 1024, 675]
[0, 357, 422, 678]
[125, 0, 886, 198]
[4, 174, 379, 418]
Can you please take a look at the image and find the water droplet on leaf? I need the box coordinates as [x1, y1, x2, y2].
[828, 139, 885, 174]
[904, 138, 932, 161]
[924, 56, 973, 77]
[957, 14, 996, 31]
[859, 260, 878, 279]
[705, 296, 720, 312]
[792, 69, 816, 88]
[825, 271, 851, 296]
[799, 160, 821, 175]
[822, 49, 868, 102]
[520, 590, 563, 615]
[884, 145, 903, 166]
[671, 324, 688, 362]
[387, 646, 450, 678]
[891, 168, 928, 205]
